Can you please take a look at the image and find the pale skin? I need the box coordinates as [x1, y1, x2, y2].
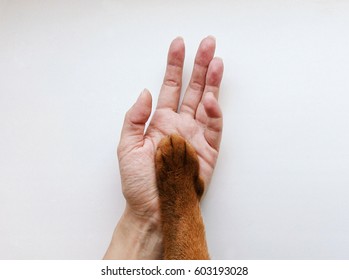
[103, 36, 224, 259]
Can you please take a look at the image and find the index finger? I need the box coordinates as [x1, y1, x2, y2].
[156, 37, 185, 112]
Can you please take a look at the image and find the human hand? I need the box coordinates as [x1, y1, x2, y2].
[118, 36, 223, 219]
[104, 36, 224, 259]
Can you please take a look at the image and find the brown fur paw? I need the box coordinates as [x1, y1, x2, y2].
[155, 134, 209, 260]
[155, 134, 204, 200]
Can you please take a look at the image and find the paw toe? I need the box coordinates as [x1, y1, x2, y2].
[155, 134, 200, 179]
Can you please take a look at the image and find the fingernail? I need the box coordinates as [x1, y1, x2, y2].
[138, 88, 147, 99]
[207, 35, 216, 42]
[175, 36, 184, 42]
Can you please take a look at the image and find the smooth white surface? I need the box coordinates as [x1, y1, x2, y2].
[1, 0, 349, 259]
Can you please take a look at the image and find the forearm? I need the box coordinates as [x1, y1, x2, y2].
[103, 205, 162, 260]
[161, 203, 209, 260]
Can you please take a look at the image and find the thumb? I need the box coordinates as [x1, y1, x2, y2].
[118, 89, 152, 154]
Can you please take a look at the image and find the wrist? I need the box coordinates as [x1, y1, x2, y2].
[103, 205, 162, 259]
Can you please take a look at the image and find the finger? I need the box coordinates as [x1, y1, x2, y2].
[156, 37, 185, 111]
[194, 57, 224, 121]
[203, 92, 223, 151]
[202, 57, 224, 101]
[180, 36, 216, 116]
[118, 89, 152, 155]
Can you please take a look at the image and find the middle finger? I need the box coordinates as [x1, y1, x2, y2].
[179, 36, 216, 117]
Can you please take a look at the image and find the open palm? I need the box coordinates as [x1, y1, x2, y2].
[117, 36, 224, 221]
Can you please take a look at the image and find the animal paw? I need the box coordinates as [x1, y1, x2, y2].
[155, 134, 204, 200]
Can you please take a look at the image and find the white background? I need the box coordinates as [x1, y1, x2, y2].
[1, 0, 349, 259]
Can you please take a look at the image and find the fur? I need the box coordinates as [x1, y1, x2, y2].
[155, 134, 209, 260]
